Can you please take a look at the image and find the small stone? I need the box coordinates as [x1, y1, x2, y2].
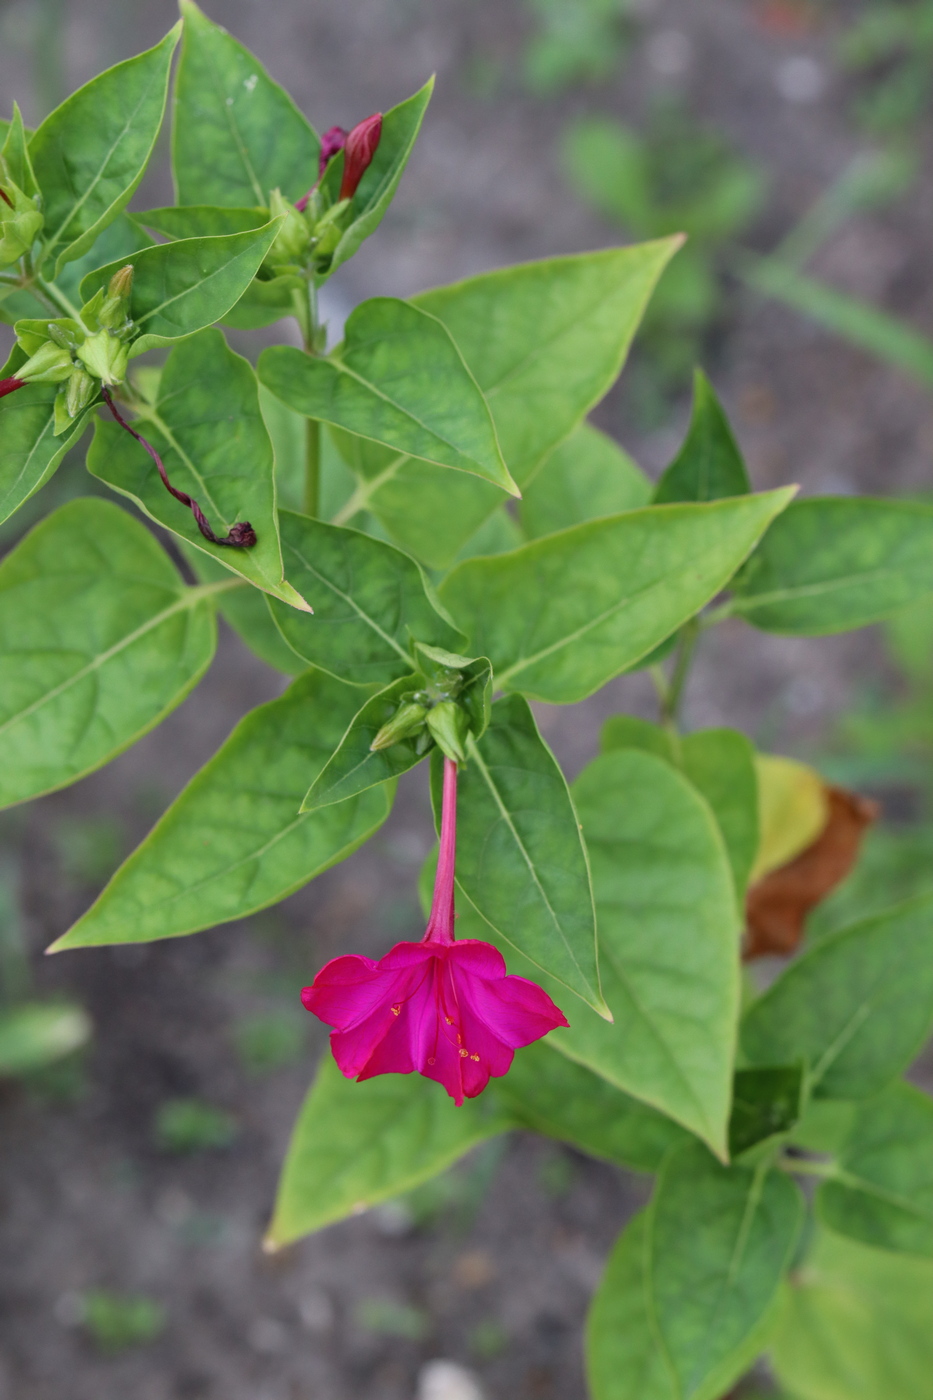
[416, 1360, 486, 1400]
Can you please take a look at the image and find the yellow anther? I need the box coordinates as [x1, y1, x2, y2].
[459, 1048, 468, 1058]
[391, 1004, 401, 1016]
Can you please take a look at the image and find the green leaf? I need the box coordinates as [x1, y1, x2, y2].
[266, 1049, 508, 1246]
[86, 328, 308, 610]
[1, 103, 37, 196]
[173, 0, 318, 207]
[431, 695, 606, 1017]
[0, 1001, 91, 1075]
[730, 497, 933, 635]
[740, 894, 933, 1098]
[258, 298, 516, 494]
[600, 720, 760, 899]
[440, 489, 795, 705]
[328, 79, 434, 276]
[817, 1082, 933, 1257]
[729, 1065, 806, 1159]
[586, 1213, 677, 1400]
[268, 512, 465, 685]
[50, 670, 392, 950]
[30, 26, 180, 272]
[653, 369, 750, 504]
[0, 499, 216, 809]
[137, 206, 268, 239]
[302, 673, 427, 810]
[646, 1143, 804, 1400]
[78, 221, 283, 356]
[185, 547, 307, 675]
[566, 749, 740, 1155]
[53, 210, 155, 309]
[520, 423, 651, 539]
[337, 241, 681, 566]
[0, 349, 92, 526]
[770, 1227, 933, 1400]
[493, 1042, 687, 1173]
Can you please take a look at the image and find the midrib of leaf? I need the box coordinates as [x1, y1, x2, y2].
[331, 450, 407, 525]
[1, 407, 55, 507]
[833, 1166, 933, 1220]
[143, 408, 227, 524]
[811, 1000, 873, 1087]
[0, 578, 236, 739]
[733, 564, 925, 612]
[204, 46, 265, 205]
[464, 733, 597, 1003]
[282, 539, 413, 667]
[41, 75, 159, 260]
[135, 239, 260, 328]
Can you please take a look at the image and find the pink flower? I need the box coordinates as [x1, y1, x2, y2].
[0, 377, 25, 398]
[302, 757, 568, 1105]
[338, 112, 382, 200]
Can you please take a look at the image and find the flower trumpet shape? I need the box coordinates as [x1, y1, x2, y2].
[302, 758, 568, 1104]
[0, 376, 25, 398]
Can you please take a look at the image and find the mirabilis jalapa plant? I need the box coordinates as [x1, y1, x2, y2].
[2, 7, 932, 1395]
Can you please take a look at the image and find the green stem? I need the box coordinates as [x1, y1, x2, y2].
[777, 1156, 836, 1179]
[34, 274, 85, 326]
[653, 616, 700, 738]
[292, 278, 322, 518]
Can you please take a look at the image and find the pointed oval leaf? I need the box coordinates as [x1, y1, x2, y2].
[653, 369, 750, 504]
[328, 79, 434, 276]
[302, 673, 428, 811]
[770, 1227, 933, 1400]
[50, 670, 392, 950]
[520, 423, 651, 539]
[258, 298, 516, 493]
[173, 0, 318, 207]
[267, 1050, 508, 1246]
[567, 749, 740, 1154]
[86, 328, 307, 609]
[269, 512, 465, 685]
[185, 547, 307, 676]
[647, 1143, 804, 1400]
[440, 489, 795, 705]
[816, 1082, 933, 1257]
[741, 894, 933, 1098]
[586, 1214, 677, 1400]
[30, 25, 180, 271]
[731, 497, 933, 635]
[0, 498, 216, 809]
[430, 695, 605, 1017]
[78, 222, 283, 355]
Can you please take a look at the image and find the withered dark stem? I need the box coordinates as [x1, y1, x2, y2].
[0, 188, 12, 208]
[101, 387, 256, 548]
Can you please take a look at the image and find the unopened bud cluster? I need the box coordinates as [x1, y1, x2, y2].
[9, 266, 135, 432]
[371, 660, 474, 766]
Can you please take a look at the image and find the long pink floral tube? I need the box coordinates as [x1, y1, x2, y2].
[301, 757, 568, 1104]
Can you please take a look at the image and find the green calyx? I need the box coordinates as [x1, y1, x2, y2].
[425, 700, 470, 765]
[370, 701, 429, 752]
[0, 178, 42, 266]
[76, 331, 130, 387]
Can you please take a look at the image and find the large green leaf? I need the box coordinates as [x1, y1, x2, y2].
[173, 0, 318, 207]
[600, 719, 759, 900]
[646, 1144, 804, 1400]
[50, 670, 392, 951]
[564, 750, 740, 1155]
[0, 499, 216, 809]
[344, 241, 680, 566]
[258, 299, 516, 493]
[268, 512, 464, 685]
[87, 329, 307, 610]
[266, 1050, 508, 1246]
[0, 347, 92, 526]
[494, 1043, 686, 1173]
[440, 490, 794, 704]
[328, 80, 434, 276]
[78, 222, 282, 356]
[741, 894, 933, 1098]
[770, 1228, 933, 1400]
[586, 1214, 677, 1400]
[730, 498, 933, 634]
[184, 548, 307, 676]
[30, 26, 179, 271]
[431, 695, 606, 1017]
[520, 423, 651, 539]
[817, 1082, 933, 1257]
[653, 369, 750, 504]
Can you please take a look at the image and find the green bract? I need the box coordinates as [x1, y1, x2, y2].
[0, 14, 927, 1392]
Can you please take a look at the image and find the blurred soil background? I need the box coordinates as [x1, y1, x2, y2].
[0, 1, 931, 1397]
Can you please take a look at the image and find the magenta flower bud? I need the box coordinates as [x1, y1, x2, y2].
[301, 758, 568, 1104]
[317, 124, 349, 179]
[0, 376, 26, 398]
[339, 112, 382, 200]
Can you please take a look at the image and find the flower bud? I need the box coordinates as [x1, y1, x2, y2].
[76, 330, 129, 387]
[96, 264, 134, 331]
[16, 339, 74, 384]
[425, 701, 470, 766]
[267, 189, 310, 266]
[370, 701, 429, 753]
[318, 125, 349, 178]
[0, 180, 43, 267]
[339, 113, 382, 201]
[65, 365, 96, 419]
